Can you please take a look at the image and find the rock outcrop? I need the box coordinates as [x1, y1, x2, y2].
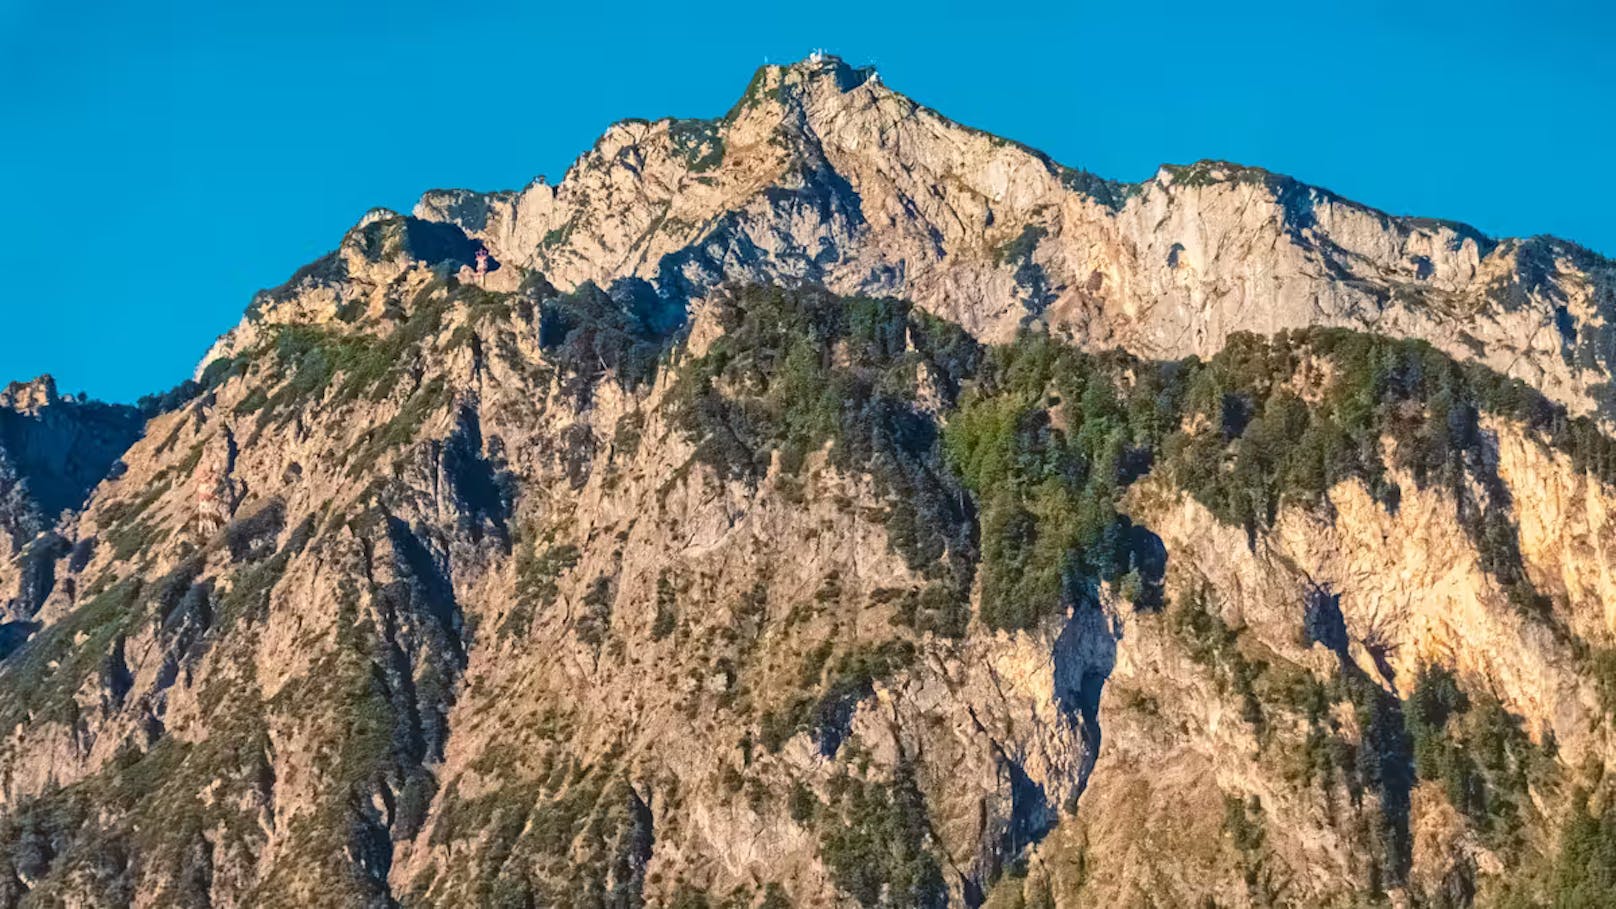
[0, 376, 143, 626]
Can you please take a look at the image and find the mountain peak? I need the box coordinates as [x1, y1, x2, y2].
[785, 49, 878, 85]
[398, 57, 1616, 428]
[724, 51, 881, 121]
[0, 375, 60, 413]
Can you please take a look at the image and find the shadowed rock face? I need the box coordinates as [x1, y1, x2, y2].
[0, 377, 143, 621]
[0, 377, 144, 523]
[0, 55, 1614, 909]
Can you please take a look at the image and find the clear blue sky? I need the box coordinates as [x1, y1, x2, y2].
[3, 0, 1612, 402]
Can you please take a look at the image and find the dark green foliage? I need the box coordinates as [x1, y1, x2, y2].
[1494, 787, 1616, 908]
[1324, 665, 1414, 889]
[0, 543, 303, 904]
[671, 285, 981, 635]
[195, 353, 250, 391]
[345, 216, 482, 270]
[252, 279, 487, 442]
[538, 279, 684, 403]
[576, 576, 614, 649]
[214, 543, 296, 629]
[97, 478, 170, 532]
[651, 572, 678, 641]
[887, 582, 972, 636]
[0, 730, 261, 909]
[0, 577, 143, 731]
[668, 119, 725, 172]
[267, 324, 376, 404]
[1224, 792, 1286, 906]
[344, 376, 450, 477]
[223, 499, 285, 562]
[149, 555, 205, 624]
[232, 387, 269, 415]
[952, 326, 1600, 629]
[1168, 586, 1265, 734]
[994, 225, 1054, 311]
[994, 224, 1047, 266]
[1161, 161, 1287, 191]
[613, 411, 645, 460]
[538, 218, 577, 249]
[1546, 794, 1616, 907]
[1056, 165, 1134, 210]
[788, 781, 819, 823]
[502, 539, 580, 639]
[325, 583, 403, 789]
[14, 277, 1616, 904]
[820, 764, 947, 909]
[1168, 580, 1418, 890]
[1591, 648, 1616, 719]
[1407, 665, 1470, 783]
[725, 66, 780, 119]
[1163, 331, 1382, 530]
[105, 519, 161, 562]
[945, 334, 1178, 629]
[244, 511, 471, 905]
[675, 292, 1602, 637]
[95, 483, 173, 563]
[1161, 329, 1595, 618]
[668, 884, 715, 909]
[758, 641, 916, 755]
[246, 288, 452, 453]
[720, 581, 767, 657]
[1223, 793, 1266, 853]
[422, 750, 650, 906]
[1406, 665, 1542, 841]
[136, 377, 205, 418]
[394, 772, 437, 841]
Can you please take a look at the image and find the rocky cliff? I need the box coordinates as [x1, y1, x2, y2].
[0, 377, 143, 647]
[404, 56, 1616, 424]
[2, 55, 1615, 909]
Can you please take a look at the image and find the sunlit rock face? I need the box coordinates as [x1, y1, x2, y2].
[417, 56, 1616, 427]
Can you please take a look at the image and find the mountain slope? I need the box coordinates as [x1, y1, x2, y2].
[1, 55, 1615, 909]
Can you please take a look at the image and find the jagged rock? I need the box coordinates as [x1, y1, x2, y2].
[412, 56, 1616, 427]
[0, 377, 143, 625]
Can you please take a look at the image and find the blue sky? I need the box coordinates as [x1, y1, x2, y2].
[3, 0, 1612, 402]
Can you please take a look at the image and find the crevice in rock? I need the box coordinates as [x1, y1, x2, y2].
[9, 532, 67, 622]
[439, 405, 510, 547]
[1051, 603, 1117, 805]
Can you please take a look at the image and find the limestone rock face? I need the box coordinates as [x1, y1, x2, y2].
[0, 54, 1614, 909]
[414, 57, 1616, 426]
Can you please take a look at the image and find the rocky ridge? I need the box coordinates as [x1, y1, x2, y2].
[406, 56, 1616, 422]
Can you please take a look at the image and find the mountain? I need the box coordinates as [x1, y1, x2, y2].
[1, 54, 1615, 908]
